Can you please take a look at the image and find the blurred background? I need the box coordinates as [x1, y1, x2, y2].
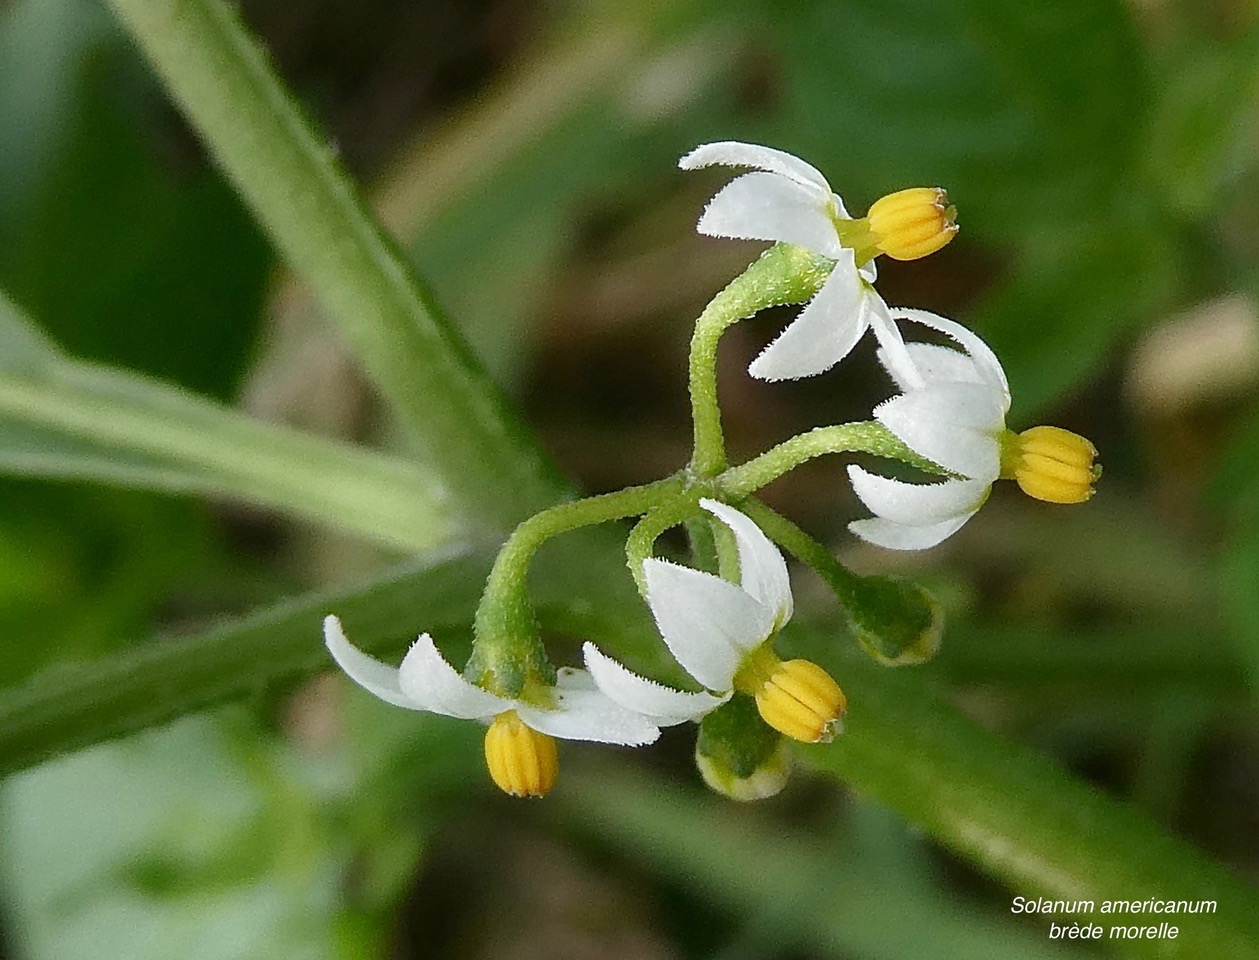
[0, 0, 1257, 956]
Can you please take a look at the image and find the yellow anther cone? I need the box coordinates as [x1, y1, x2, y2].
[866, 187, 958, 261]
[484, 711, 559, 798]
[1006, 425, 1100, 504]
[752, 659, 847, 744]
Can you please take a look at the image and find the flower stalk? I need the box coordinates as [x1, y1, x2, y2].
[688, 243, 832, 475]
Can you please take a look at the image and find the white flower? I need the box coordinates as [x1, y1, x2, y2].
[323, 615, 660, 746]
[679, 141, 920, 383]
[847, 307, 1010, 550]
[583, 498, 790, 723]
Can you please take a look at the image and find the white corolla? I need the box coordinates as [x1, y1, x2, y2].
[679, 141, 955, 381]
[585, 498, 845, 744]
[848, 308, 1099, 551]
[324, 615, 660, 796]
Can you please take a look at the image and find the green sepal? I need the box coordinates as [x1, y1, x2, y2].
[695, 695, 791, 801]
[696, 694, 782, 779]
[845, 575, 943, 666]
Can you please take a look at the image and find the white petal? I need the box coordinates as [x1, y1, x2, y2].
[643, 558, 774, 690]
[696, 172, 841, 257]
[849, 513, 975, 551]
[699, 498, 792, 626]
[891, 307, 1009, 398]
[516, 676, 661, 746]
[875, 384, 1005, 479]
[396, 633, 510, 720]
[679, 141, 831, 193]
[583, 643, 726, 725]
[880, 342, 987, 389]
[847, 466, 989, 525]
[865, 294, 924, 391]
[858, 255, 877, 284]
[323, 615, 420, 710]
[748, 250, 867, 381]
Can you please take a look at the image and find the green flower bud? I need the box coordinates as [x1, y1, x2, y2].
[695, 695, 792, 801]
[846, 575, 943, 666]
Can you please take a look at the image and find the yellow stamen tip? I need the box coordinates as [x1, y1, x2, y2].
[866, 187, 958, 261]
[484, 711, 558, 798]
[752, 659, 847, 744]
[1004, 425, 1101, 504]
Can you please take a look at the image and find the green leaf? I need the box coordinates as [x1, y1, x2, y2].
[562, 767, 1086, 960]
[0, 290, 457, 554]
[1144, 30, 1259, 219]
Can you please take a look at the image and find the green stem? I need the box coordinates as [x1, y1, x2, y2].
[625, 501, 702, 594]
[0, 363, 455, 553]
[738, 499, 862, 599]
[719, 422, 946, 499]
[688, 244, 833, 476]
[743, 498, 942, 666]
[105, 0, 567, 529]
[467, 477, 684, 695]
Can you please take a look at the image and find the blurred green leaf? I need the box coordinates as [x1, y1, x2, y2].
[562, 765, 1085, 960]
[1144, 29, 1259, 220]
[0, 291, 458, 555]
[107, 0, 571, 529]
[976, 218, 1184, 415]
[0, 713, 408, 960]
[0, 1, 268, 400]
[767, 0, 1145, 230]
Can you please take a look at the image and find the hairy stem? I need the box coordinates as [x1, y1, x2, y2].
[688, 244, 832, 476]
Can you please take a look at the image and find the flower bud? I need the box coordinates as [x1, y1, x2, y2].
[695, 695, 791, 801]
[754, 659, 846, 743]
[483, 711, 558, 797]
[846, 575, 944, 666]
[866, 187, 958, 260]
[696, 739, 792, 802]
[1002, 426, 1101, 504]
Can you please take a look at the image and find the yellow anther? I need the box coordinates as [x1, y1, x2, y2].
[866, 187, 958, 261]
[1002, 425, 1101, 504]
[483, 711, 558, 798]
[737, 653, 846, 744]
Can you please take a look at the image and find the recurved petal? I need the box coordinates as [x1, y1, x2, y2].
[848, 513, 974, 551]
[396, 633, 510, 720]
[699, 498, 792, 625]
[643, 558, 775, 690]
[323, 615, 420, 710]
[891, 307, 1009, 397]
[583, 643, 727, 725]
[880, 342, 986, 388]
[865, 295, 924, 391]
[847, 466, 989, 525]
[747, 251, 867, 381]
[875, 384, 1005, 479]
[516, 680, 661, 746]
[696, 172, 841, 257]
[679, 141, 831, 193]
